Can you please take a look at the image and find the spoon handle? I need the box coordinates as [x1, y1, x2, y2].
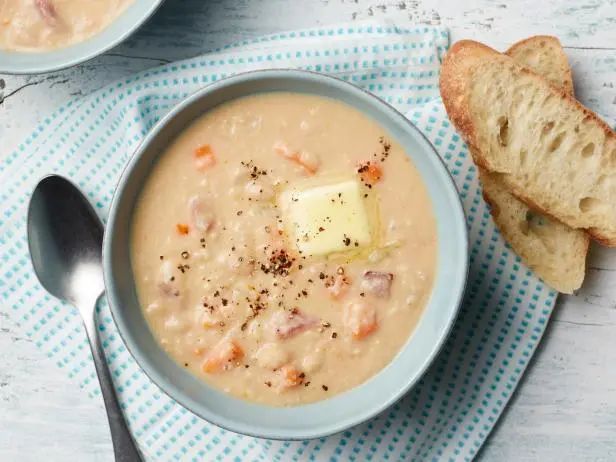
[82, 297, 144, 462]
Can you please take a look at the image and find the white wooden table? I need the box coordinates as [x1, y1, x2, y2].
[1, 1, 616, 460]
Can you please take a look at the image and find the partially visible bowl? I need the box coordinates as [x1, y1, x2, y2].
[0, 0, 164, 74]
[103, 69, 468, 440]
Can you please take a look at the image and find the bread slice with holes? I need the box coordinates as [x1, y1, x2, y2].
[440, 39, 616, 246]
[480, 170, 588, 293]
[475, 36, 587, 293]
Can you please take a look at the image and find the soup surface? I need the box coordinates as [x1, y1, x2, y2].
[131, 92, 437, 406]
[0, 0, 133, 51]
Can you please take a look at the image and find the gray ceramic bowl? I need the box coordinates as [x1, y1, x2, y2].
[0, 0, 163, 74]
[103, 70, 468, 440]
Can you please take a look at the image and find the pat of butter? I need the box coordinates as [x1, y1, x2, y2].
[279, 178, 372, 256]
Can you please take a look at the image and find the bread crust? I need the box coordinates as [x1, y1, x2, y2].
[506, 35, 558, 54]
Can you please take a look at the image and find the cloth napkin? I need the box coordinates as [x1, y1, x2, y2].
[0, 21, 557, 461]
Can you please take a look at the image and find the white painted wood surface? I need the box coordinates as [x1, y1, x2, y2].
[1, 1, 615, 460]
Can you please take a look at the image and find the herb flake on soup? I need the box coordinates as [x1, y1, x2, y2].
[131, 92, 437, 406]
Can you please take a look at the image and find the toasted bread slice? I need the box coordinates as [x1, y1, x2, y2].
[480, 170, 588, 293]
[506, 36, 574, 95]
[475, 36, 587, 293]
[440, 39, 616, 245]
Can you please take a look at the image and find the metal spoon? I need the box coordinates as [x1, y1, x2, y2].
[27, 175, 143, 462]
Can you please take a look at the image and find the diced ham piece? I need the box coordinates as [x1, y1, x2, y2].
[273, 141, 295, 160]
[35, 0, 57, 23]
[202, 339, 244, 373]
[295, 150, 320, 174]
[270, 309, 318, 339]
[188, 195, 214, 232]
[361, 271, 394, 298]
[343, 301, 377, 340]
[158, 281, 180, 297]
[157, 261, 180, 297]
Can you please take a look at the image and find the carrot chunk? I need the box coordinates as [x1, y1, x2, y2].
[202, 340, 244, 373]
[343, 301, 377, 340]
[357, 162, 383, 185]
[176, 223, 190, 235]
[195, 144, 213, 157]
[353, 318, 377, 339]
[279, 365, 305, 388]
[194, 144, 216, 170]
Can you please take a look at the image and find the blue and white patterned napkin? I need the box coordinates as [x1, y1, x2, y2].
[0, 22, 557, 461]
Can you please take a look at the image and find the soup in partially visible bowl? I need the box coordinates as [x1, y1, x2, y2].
[0, 0, 162, 74]
[0, 0, 134, 52]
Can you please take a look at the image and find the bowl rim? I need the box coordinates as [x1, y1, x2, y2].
[103, 69, 469, 440]
[0, 0, 164, 74]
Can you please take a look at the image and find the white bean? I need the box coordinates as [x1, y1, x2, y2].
[244, 180, 274, 201]
[302, 350, 324, 373]
[159, 260, 175, 283]
[164, 314, 187, 333]
[254, 343, 289, 370]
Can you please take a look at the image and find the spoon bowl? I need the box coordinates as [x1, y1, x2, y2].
[28, 175, 104, 310]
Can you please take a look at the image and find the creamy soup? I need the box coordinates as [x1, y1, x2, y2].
[131, 92, 437, 406]
[0, 0, 133, 51]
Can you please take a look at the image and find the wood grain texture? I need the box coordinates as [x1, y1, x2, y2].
[1, 1, 615, 461]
